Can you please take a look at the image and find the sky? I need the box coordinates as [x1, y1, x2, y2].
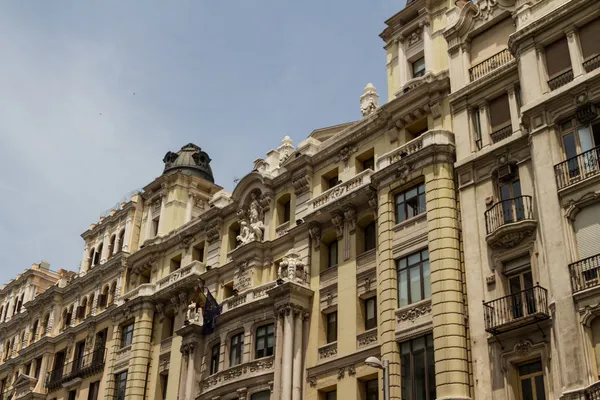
[0, 1, 403, 285]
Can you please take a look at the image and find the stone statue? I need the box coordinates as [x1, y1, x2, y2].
[360, 83, 380, 117]
[235, 193, 266, 248]
[249, 193, 261, 224]
[185, 302, 203, 326]
[236, 221, 252, 245]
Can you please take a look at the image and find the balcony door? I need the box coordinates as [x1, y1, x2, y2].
[561, 120, 600, 180]
[518, 360, 547, 400]
[509, 270, 535, 319]
[499, 177, 523, 224]
[73, 340, 86, 373]
[93, 329, 107, 364]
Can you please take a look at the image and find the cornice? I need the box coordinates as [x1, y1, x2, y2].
[0, 269, 59, 297]
[81, 202, 137, 240]
[306, 345, 380, 381]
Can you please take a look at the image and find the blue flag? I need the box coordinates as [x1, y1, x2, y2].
[202, 288, 222, 335]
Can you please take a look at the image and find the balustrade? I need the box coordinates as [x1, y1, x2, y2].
[569, 253, 600, 294]
[469, 49, 514, 81]
[548, 69, 574, 90]
[554, 146, 600, 190]
[485, 196, 534, 235]
[583, 54, 600, 73]
[483, 286, 549, 334]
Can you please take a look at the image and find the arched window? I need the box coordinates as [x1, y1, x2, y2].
[88, 248, 96, 269]
[109, 235, 116, 257]
[99, 285, 109, 308]
[78, 297, 88, 321]
[117, 230, 125, 253]
[94, 244, 103, 266]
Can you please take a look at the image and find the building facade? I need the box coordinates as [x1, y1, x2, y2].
[1, 0, 599, 400]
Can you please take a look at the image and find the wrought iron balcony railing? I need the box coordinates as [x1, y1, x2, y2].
[490, 125, 513, 144]
[46, 347, 106, 391]
[469, 49, 514, 81]
[548, 69, 574, 90]
[554, 146, 600, 190]
[569, 253, 600, 294]
[483, 285, 549, 334]
[485, 195, 534, 235]
[583, 54, 600, 73]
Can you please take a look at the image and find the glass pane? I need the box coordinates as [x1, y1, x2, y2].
[423, 260, 431, 299]
[401, 342, 411, 355]
[413, 337, 425, 351]
[406, 197, 418, 219]
[410, 265, 422, 303]
[512, 180, 522, 198]
[519, 360, 543, 375]
[523, 272, 534, 289]
[401, 353, 411, 400]
[521, 378, 534, 400]
[414, 351, 426, 400]
[399, 269, 409, 307]
[535, 375, 546, 400]
[419, 193, 426, 214]
[398, 258, 407, 270]
[563, 133, 578, 159]
[406, 188, 418, 200]
[418, 184, 425, 194]
[509, 276, 522, 294]
[366, 299, 375, 320]
[499, 184, 512, 201]
[580, 126, 594, 153]
[408, 252, 421, 266]
[397, 204, 406, 223]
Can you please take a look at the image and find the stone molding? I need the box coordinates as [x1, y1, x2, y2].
[356, 328, 378, 349]
[318, 342, 337, 360]
[200, 356, 274, 394]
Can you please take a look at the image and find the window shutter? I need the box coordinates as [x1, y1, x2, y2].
[545, 37, 571, 77]
[489, 94, 511, 130]
[580, 18, 600, 60]
[575, 203, 600, 259]
[98, 295, 107, 307]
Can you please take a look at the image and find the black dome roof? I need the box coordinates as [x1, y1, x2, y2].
[162, 143, 214, 183]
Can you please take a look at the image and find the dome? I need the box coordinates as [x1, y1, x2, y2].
[162, 143, 215, 182]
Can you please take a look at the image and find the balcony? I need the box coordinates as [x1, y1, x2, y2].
[490, 125, 513, 144]
[221, 282, 277, 313]
[569, 253, 600, 294]
[554, 147, 600, 190]
[583, 54, 600, 73]
[200, 356, 274, 394]
[469, 49, 515, 82]
[308, 170, 374, 214]
[484, 196, 536, 249]
[376, 129, 455, 170]
[47, 347, 106, 391]
[483, 286, 550, 334]
[548, 69, 574, 91]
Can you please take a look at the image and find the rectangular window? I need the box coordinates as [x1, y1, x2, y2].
[401, 334, 436, 400]
[579, 18, 600, 60]
[326, 312, 338, 343]
[364, 222, 376, 252]
[160, 374, 169, 400]
[230, 332, 244, 367]
[192, 243, 205, 262]
[326, 390, 337, 400]
[88, 381, 100, 400]
[473, 109, 483, 149]
[114, 371, 128, 400]
[489, 93, 511, 132]
[362, 156, 375, 171]
[518, 359, 546, 400]
[395, 183, 426, 224]
[283, 201, 291, 223]
[365, 297, 377, 330]
[24, 362, 31, 376]
[412, 57, 425, 78]
[34, 356, 42, 379]
[170, 255, 182, 273]
[397, 249, 430, 307]
[255, 324, 275, 358]
[327, 241, 338, 269]
[365, 379, 378, 400]
[327, 176, 339, 190]
[210, 343, 220, 375]
[545, 37, 571, 77]
[251, 391, 271, 400]
[68, 390, 77, 400]
[121, 323, 134, 348]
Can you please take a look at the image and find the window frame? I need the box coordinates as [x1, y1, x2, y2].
[327, 240, 338, 269]
[229, 332, 244, 367]
[326, 312, 338, 344]
[364, 221, 376, 253]
[365, 297, 377, 330]
[114, 371, 128, 400]
[121, 322, 134, 348]
[255, 323, 275, 359]
[397, 249, 431, 308]
[412, 57, 425, 78]
[210, 343, 220, 375]
[400, 334, 436, 400]
[395, 183, 426, 224]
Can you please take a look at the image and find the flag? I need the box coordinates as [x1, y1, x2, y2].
[202, 288, 222, 335]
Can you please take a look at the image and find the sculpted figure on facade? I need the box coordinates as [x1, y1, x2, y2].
[185, 283, 205, 327]
[236, 192, 266, 247]
[278, 249, 309, 285]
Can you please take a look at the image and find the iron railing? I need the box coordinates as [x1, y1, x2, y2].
[0, 390, 14, 400]
[554, 146, 600, 190]
[483, 285, 549, 334]
[569, 253, 600, 294]
[469, 49, 514, 81]
[583, 54, 600, 73]
[548, 69, 574, 90]
[587, 380, 600, 400]
[46, 347, 106, 391]
[490, 125, 513, 143]
[485, 195, 534, 235]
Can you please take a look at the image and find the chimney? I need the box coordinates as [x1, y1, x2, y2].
[39, 261, 50, 271]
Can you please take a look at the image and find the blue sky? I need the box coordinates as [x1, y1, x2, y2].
[0, 1, 402, 284]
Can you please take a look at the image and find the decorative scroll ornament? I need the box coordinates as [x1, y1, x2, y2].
[397, 302, 432, 322]
[514, 339, 532, 356]
[277, 249, 309, 285]
[475, 0, 499, 20]
[309, 223, 321, 250]
[344, 206, 357, 234]
[360, 83, 380, 117]
[331, 212, 344, 239]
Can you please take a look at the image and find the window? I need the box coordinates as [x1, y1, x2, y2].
[574, 203, 600, 260]
[230, 332, 244, 367]
[160, 374, 168, 400]
[255, 324, 275, 358]
[326, 312, 337, 343]
[518, 360, 546, 400]
[325, 390, 337, 400]
[364, 221, 376, 253]
[117, 230, 125, 253]
[94, 244, 103, 266]
[395, 183, 426, 224]
[251, 391, 271, 400]
[545, 37, 571, 78]
[51, 351, 65, 382]
[412, 57, 425, 78]
[192, 243, 205, 262]
[323, 169, 340, 191]
[88, 381, 100, 400]
[152, 217, 160, 237]
[24, 362, 31, 376]
[283, 201, 291, 223]
[365, 298, 377, 330]
[31, 320, 39, 344]
[109, 235, 116, 257]
[362, 156, 375, 171]
[397, 249, 430, 307]
[68, 390, 77, 400]
[170, 255, 182, 273]
[489, 93, 511, 135]
[34, 356, 42, 378]
[400, 334, 436, 400]
[560, 119, 600, 179]
[365, 379, 378, 400]
[114, 371, 128, 400]
[162, 314, 175, 339]
[210, 343, 220, 375]
[121, 323, 134, 348]
[327, 241, 338, 269]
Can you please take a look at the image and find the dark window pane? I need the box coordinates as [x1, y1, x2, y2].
[535, 375, 546, 400]
[521, 378, 534, 400]
[399, 269, 408, 307]
[414, 351, 426, 400]
[327, 312, 338, 343]
[519, 360, 543, 375]
[326, 391, 337, 400]
[410, 265, 422, 303]
[401, 353, 411, 400]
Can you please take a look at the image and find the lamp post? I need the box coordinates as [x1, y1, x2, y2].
[365, 356, 390, 400]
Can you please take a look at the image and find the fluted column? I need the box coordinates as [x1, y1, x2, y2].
[185, 193, 194, 223]
[292, 312, 303, 400]
[185, 345, 196, 400]
[281, 309, 294, 400]
[273, 312, 284, 400]
[122, 217, 132, 252]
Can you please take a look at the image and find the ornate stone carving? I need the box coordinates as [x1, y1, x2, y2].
[206, 219, 221, 244]
[201, 358, 274, 391]
[331, 212, 344, 239]
[292, 173, 311, 195]
[344, 206, 357, 234]
[278, 249, 309, 285]
[347, 364, 356, 376]
[308, 376, 317, 387]
[234, 261, 252, 292]
[397, 302, 432, 322]
[514, 340, 532, 356]
[278, 136, 295, 166]
[335, 146, 358, 165]
[236, 193, 265, 247]
[309, 223, 321, 250]
[357, 329, 378, 348]
[408, 28, 422, 46]
[318, 342, 338, 360]
[360, 83, 380, 117]
[237, 388, 248, 400]
[489, 228, 536, 249]
[337, 367, 345, 380]
[396, 163, 411, 183]
[368, 193, 378, 209]
[475, 0, 499, 20]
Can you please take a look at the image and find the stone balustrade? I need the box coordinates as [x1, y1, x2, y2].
[376, 130, 455, 171]
[200, 356, 274, 393]
[221, 282, 277, 313]
[156, 261, 204, 291]
[309, 170, 374, 212]
[120, 283, 156, 303]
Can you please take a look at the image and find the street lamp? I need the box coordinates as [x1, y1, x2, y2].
[365, 356, 390, 400]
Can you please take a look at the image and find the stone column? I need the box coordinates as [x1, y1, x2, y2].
[185, 345, 196, 400]
[396, 38, 407, 89]
[113, 232, 121, 256]
[100, 232, 110, 264]
[532, 46, 549, 96]
[144, 206, 154, 242]
[462, 43, 471, 84]
[126, 306, 154, 399]
[425, 162, 470, 400]
[423, 22, 432, 74]
[281, 309, 294, 400]
[273, 312, 284, 400]
[157, 194, 167, 236]
[185, 193, 194, 223]
[292, 312, 303, 400]
[80, 245, 90, 274]
[566, 29, 584, 77]
[122, 217, 132, 252]
[33, 353, 51, 392]
[375, 187, 401, 399]
[507, 87, 521, 133]
[478, 102, 491, 147]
